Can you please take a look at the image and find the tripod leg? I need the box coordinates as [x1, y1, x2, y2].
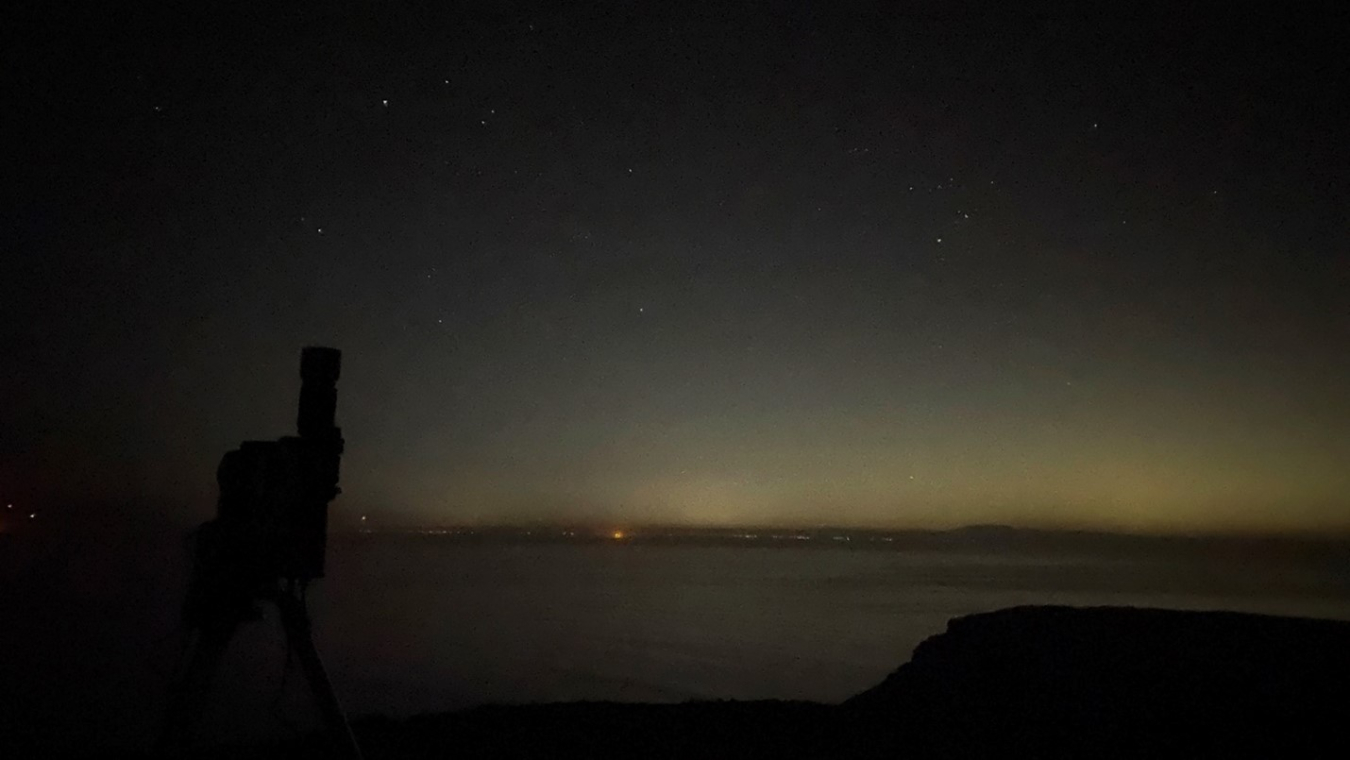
[276, 593, 364, 760]
[155, 622, 235, 757]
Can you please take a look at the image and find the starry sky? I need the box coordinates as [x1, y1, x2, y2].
[5, 2, 1348, 532]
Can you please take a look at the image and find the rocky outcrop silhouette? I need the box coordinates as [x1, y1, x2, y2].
[841, 605, 1350, 758]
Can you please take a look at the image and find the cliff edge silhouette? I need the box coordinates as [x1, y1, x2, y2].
[144, 605, 1350, 759]
[840, 605, 1350, 757]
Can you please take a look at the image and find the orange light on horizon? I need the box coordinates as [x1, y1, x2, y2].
[612, 530, 625, 540]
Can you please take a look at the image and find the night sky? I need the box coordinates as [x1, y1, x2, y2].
[6, 2, 1348, 532]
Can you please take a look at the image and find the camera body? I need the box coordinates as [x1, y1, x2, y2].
[185, 347, 344, 628]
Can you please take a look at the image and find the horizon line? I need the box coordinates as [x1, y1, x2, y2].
[334, 520, 1350, 543]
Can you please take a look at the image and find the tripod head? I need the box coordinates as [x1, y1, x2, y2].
[184, 347, 345, 628]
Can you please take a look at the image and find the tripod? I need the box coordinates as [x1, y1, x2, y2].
[156, 581, 363, 759]
[156, 347, 360, 757]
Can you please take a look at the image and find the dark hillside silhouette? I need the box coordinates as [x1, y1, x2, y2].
[123, 605, 1350, 759]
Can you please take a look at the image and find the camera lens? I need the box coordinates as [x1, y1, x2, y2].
[300, 346, 341, 383]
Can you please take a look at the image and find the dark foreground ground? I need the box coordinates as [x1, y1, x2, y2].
[126, 605, 1350, 758]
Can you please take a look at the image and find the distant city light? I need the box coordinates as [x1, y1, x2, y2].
[612, 530, 625, 540]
